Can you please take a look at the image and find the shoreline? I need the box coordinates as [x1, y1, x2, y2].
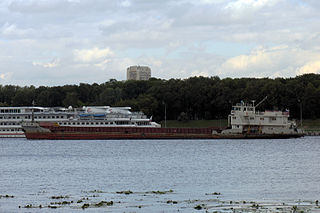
[2, 191, 320, 212]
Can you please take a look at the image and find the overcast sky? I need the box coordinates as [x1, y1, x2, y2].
[1, 0, 320, 86]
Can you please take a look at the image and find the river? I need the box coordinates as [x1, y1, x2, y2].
[1, 137, 320, 212]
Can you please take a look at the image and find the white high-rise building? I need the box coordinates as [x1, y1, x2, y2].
[127, 66, 151, 80]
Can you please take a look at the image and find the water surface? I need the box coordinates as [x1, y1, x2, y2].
[0, 137, 319, 212]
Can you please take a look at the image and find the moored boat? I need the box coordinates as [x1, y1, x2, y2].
[22, 100, 304, 140]
[0, 105, 160, 138]
[0, 106, 74, 137]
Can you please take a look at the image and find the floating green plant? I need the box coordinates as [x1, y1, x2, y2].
[149, 190, 174, 194]
[292, 205, 298, 212]
[88, 190, 104, 193]
[116, 190, 133, 195]
[81, 203, 90, 209]
[24, 204, 33, 208]
[94, 201, 113, 207]
[0, 195, 14, 198]
[50, 201, 73, 205]
[50, 195, 69, 199]
[205, 192, 221, 195]
[194, 204, 202, 210]
[251, 203, 260, 209]
[22, 204, 43, 209]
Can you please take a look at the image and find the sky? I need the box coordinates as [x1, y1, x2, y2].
[1, 0, 320, 86]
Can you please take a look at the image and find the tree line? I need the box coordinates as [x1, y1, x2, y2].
[0, 74, 319, 121]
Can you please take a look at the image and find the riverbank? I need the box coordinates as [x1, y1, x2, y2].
[3, 191, 320, 212]
[160, 119, 320, 135]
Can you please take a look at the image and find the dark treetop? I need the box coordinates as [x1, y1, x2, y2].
[1, 74, 319, 121]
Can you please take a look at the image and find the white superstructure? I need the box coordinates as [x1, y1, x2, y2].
[222, 101, 301, 135]
[0, 106, 160, 138]
[0, 106, 74, 137]
[57, 106, 160, 128]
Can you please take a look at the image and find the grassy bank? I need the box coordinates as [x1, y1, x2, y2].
[160, 120, 228, 128]
[160, 119, 320, 132]
[302, 119, 320, 132]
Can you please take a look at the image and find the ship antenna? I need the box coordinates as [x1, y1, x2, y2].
[32, 100, 35, 123]
[255, 96, 268, 108]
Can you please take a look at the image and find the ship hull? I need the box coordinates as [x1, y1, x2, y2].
[23, 124, 303, 140]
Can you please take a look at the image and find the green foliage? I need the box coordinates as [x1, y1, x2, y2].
[1, 74, 320, 121]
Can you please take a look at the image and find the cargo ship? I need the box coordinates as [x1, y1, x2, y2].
[21, 100, 304, 140]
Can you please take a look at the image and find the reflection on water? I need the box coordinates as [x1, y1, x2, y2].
[0, 137, 320, 212]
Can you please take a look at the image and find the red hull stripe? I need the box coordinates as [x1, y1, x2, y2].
[25, 132, 302, 140]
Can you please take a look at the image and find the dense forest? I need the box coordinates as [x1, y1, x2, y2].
[0, 74, 319, 121]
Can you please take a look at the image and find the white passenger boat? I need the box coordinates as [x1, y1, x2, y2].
[0, 106, 160, 138]
[56, 106, 160, 128]
[0, 106, 74, 137]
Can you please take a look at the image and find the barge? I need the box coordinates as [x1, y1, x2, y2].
[22, 100, 304, 140]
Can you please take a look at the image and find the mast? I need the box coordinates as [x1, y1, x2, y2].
[31, 100, 35, 123]
[255, 96, 268, 108]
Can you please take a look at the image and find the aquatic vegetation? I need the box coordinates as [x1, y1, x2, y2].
[194, 204, 203, 210]
[11, 190, 320, 212]
[50, 201, 73, 205]
[166, 200, 178, 204]
[81, 203, 90, 209]
[94, 201, 113, 207]
[205, 192, 221, 196]
[0, 195, 14, 198]
[148, 190, 174, 194]
[88, 190, 104, 193]
[116, 190, 133, 195]
[24, 204, 33, 208]
[50, 195, 70, 199]
[251, 203, 260, 209]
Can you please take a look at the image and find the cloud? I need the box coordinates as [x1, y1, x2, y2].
[218, 46, 320, 78]
[1, 0, 320, 86]
[120, 0, 131, 7]
[0, 72, 12, 80]
[219, 46, 274, 70]
[73, 47, 114, 63]
[1, 22, 33, 37]
[32, 58, 60, 68]
[8, 0, 72, 13]
[225, 0, 277, 10]
[296, 60, 320, 75]
[191, 71, 209, 77]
